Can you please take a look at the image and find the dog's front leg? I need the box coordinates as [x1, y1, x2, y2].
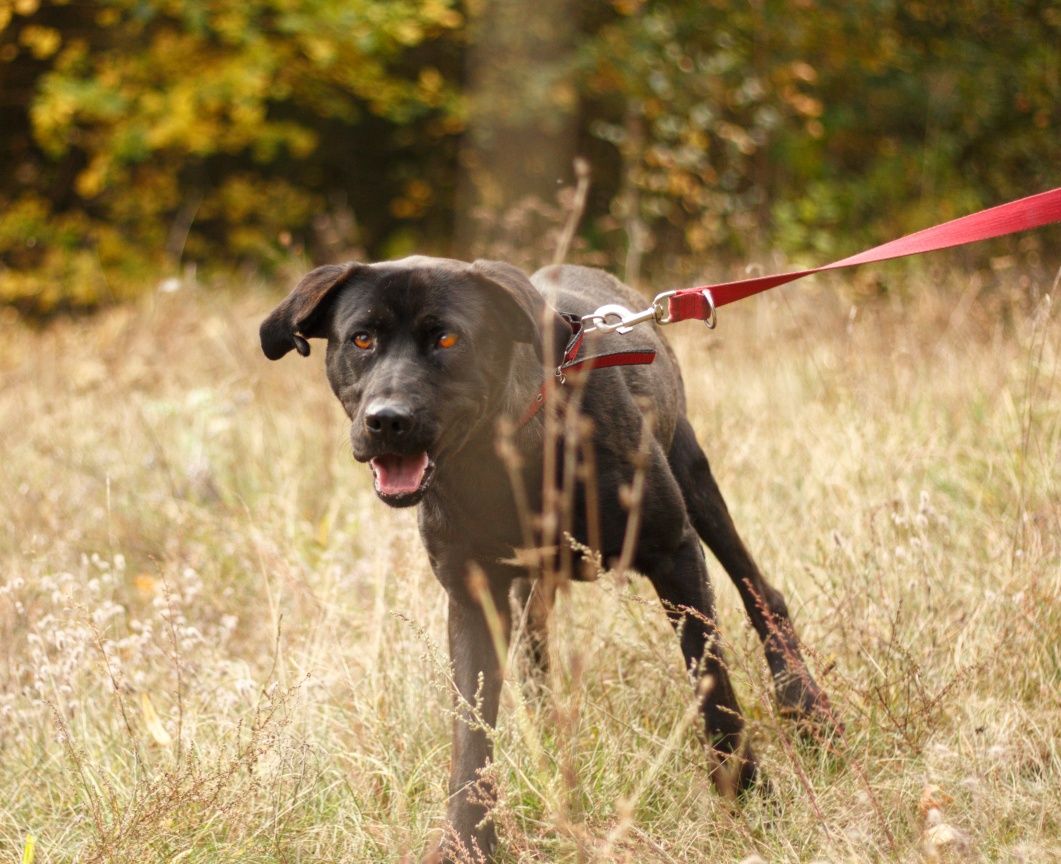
[437, 570, 511, 863]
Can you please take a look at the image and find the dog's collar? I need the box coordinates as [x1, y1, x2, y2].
[517, 313, 657, 427]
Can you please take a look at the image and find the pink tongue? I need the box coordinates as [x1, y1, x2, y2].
[371, 452, 429, 495]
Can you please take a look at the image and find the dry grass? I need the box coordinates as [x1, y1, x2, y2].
[0, 263, 1058, 863]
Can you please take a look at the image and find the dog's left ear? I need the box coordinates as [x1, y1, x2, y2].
[469, 260, 568, 364]
[260, 262, 367, 360]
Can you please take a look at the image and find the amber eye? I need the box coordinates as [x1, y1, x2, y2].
[436, 332, 460, 350]
[352, 332, 374, 350]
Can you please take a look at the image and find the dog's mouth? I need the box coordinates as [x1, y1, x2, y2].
[369, 452, 434, 506]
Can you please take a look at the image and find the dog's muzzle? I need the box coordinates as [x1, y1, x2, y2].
[355, 400, 436, 506]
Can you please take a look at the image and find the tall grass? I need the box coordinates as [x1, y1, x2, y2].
[1, 265, 1057, 862]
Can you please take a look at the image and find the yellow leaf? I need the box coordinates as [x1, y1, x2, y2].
[140, 693, 173, 746]
[418, 67, 443, 95]
[75, 162, 105, 199]
[96, 7, 120, 27]
[20, 25, 60, 59]
[393, 20, 422, 45]
[21, 834, 36, 864]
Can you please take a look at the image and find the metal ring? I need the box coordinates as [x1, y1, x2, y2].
[651, 289, 678, 325]
[701, 289, 717, 329]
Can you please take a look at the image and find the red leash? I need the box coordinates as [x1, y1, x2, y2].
[520, 187, 1061, 426]
[668, 187, 1061, 323]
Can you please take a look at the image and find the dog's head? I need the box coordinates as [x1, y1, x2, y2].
[260, 256, 561, 507]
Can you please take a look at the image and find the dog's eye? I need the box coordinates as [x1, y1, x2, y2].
[436, 332, 460, 350]
[352, 332, 375, 350]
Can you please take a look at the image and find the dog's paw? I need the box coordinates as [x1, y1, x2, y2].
[775, 672, 845, 742]
[707, 741, 765, 801]
[735, 749, 773, 800]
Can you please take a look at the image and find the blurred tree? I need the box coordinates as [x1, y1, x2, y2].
[456, 0, 580, 259]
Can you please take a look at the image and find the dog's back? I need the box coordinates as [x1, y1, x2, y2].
[531, 263, 686, 447]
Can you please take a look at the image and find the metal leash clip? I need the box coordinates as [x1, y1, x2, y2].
[581, 289, 678, 335]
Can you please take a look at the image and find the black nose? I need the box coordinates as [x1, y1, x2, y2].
[365, 404, 413, 437]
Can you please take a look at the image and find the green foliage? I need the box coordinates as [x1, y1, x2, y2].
[581, 0, 818, 256]
[580, 0, 1060, 263]
[768, 0, 1061, 257]
[0, 0, 1057, 313]
[0, 0, 464, 311]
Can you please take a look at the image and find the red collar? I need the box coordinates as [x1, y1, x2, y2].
[517, 315, 656, 427]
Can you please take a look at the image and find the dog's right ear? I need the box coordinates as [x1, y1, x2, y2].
[260, 263, 366, 360]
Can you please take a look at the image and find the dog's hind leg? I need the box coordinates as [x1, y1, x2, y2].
[638, 517, 760, 796]
[668, 416, 838, 731]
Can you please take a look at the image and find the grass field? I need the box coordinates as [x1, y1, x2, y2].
[1, 264, 1058, 863]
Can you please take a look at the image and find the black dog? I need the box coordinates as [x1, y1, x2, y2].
[260, 257, 833, 862]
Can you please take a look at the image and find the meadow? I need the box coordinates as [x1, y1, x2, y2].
[1, 262, 1058, 863]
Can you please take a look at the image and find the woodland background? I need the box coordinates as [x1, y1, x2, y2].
[1, 0, 1059, 314]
